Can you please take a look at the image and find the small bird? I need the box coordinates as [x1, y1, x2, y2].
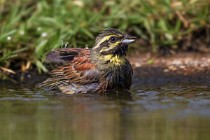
[38, 28, 136, 94]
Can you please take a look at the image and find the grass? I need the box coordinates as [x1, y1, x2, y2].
[0, 0, 209, 74]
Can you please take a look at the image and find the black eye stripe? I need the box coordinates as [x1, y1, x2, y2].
[99, 40, 109, 47]
[109, 36, 123, 43]
[99, 35, 123, 48]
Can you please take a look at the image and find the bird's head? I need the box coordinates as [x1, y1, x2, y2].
[91, 28, 136, 67]
[91, 28, 136, 65]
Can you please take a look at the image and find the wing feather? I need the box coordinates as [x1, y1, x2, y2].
[45, 48, 90, 64]
[38, 48, 99, 90]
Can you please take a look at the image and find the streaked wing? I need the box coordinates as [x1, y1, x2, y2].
[38, 48, 99, 90]
[50, 60, 98, 84]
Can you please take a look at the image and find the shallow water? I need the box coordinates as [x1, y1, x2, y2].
[0, 83, 210, 140]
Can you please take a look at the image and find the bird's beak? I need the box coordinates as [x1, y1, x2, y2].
[121, 34, 137, 44]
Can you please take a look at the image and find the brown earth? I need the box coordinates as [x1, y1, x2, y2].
[129, 52, 210, 86]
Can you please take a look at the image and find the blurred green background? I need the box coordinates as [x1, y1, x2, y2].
[0, 0, 209, 73]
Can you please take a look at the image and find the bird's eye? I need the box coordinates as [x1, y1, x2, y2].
[109, 36, 117, 43]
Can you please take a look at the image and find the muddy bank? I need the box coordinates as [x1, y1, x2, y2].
[129, 52, 210, 86]
[1, 52, 210, 88]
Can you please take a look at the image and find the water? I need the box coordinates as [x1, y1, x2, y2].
[0, 83, 210, 140]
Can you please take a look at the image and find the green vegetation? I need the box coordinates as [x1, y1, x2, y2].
[0, 0, 209, 73]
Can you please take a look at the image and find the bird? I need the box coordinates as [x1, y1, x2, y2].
[38, 28, 136, 94]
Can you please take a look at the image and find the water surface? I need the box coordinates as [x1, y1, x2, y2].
[0, 83, 210, 140]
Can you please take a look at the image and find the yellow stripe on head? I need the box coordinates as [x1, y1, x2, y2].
[94, 35, 112, 49]
[94, 33, 123, 48]
[99, 40, 121, 53]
